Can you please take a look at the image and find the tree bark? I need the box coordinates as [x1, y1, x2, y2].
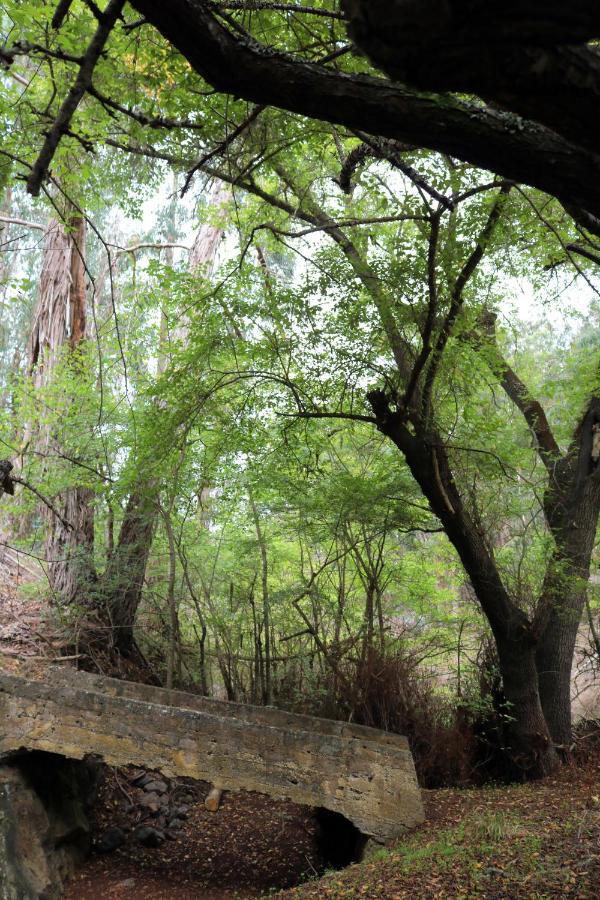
[129, 0, 600, 219]
[249, 491, 271, 705]
[27, 214, 96, 608]
[535, 451, 600, 746]
[102, 489, 156, 654]
[368, 391, 559, 775]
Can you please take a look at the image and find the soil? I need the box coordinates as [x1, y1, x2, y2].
[62, 751, 600, 900]
[64, 765, 328, 900]
[287, 754, 600, 899]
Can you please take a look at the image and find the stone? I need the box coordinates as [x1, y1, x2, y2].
[143, 779, 168, 794]
[166, 817, 184, 831]
[131, 773, 153, 788]
[138, 792, 163, 814]
[96, 826, 126, 853]
[168, 806, 189, 822]
[0, 753, 95, 900]
[134, 825, 165, 848]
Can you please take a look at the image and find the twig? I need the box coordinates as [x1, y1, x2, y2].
[11, 476, 75, 531]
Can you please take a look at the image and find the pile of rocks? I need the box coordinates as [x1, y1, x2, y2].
[95, 768, 197, 853]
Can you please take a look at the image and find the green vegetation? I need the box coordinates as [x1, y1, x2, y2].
[0, 1, 598, 790]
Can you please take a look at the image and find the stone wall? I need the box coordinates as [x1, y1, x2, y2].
[0, 668, 424, 842]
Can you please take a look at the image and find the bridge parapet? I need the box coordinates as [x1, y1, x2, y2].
[0, 668, 424, 842]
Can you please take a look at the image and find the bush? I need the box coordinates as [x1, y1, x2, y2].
[310, 647, 480, 788]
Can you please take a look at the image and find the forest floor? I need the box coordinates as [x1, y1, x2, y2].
[61, 755, 600, 900]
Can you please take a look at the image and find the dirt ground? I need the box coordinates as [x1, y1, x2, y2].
[64, 765, 328, 900]
[61, 751, 600, 900]
[288, 755, 600, 900]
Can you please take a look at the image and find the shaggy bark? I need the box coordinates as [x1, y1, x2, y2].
[27, 215, 95, 608]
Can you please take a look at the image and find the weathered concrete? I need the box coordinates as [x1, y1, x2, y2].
[0, 667, 424, 842]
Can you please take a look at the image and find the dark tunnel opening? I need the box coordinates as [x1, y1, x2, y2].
[314, 807, 369, 868]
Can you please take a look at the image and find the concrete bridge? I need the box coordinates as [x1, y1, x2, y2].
[0, 667, 424, 843]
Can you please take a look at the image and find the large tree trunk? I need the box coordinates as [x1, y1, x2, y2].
[535, 445, 600, 746]
[28, 215, 96, 607]
[100, 181, 226, 655]
[368, 390, 559, 776]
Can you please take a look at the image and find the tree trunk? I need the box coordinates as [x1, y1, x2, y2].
[100, 181, 225, 653]
[535, 455, 600, 746]
[249, 491, 271, 705]
[27, 214, 96, 607]
[102, 489, 156, 654]
[368, 390, 559, 775]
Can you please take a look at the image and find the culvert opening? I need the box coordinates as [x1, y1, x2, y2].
[314, 807, 367, 868]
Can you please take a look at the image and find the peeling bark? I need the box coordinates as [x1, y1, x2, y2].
[28, 215, 96, 608]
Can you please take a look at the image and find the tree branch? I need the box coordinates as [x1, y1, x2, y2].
[128, 0, 600, 218]
[478, 310, 562, 474]
[27, 0, 126, 196]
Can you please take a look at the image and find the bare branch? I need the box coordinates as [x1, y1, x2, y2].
[0, 215, 45, 232]
[11, 476, 74, 532]
[421, 184, 511, 412]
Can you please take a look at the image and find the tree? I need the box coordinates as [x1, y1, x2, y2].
[101, 178, 227, 655]
[186, 140, 597, 775]
[25, 211, 95, 607]
[1, 0, 598, 774]
[3, 2, 600, 226]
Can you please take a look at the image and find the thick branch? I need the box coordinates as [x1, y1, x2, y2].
[480, 311, 562, 473]
[344, 1, 600, 152]
[129, 0, 600, 218]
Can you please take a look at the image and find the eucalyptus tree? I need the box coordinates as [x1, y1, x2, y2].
[25, 210, 96, 606]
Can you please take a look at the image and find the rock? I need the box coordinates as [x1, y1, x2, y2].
[0, 752, 96, 899]
[168, 806, 189, 822]
[130, 772, 153, 788]
[166, 817, 184, 831]
[134, 825, 165, 848]
[138, 792, 163, 814]
[143, 779, 168, 794]
[96, 826, 126, 853]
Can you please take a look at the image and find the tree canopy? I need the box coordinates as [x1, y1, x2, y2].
[0, 1, 599, 781]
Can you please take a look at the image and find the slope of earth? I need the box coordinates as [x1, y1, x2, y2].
[284, 753, 600, 900]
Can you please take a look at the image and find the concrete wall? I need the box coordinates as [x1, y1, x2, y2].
[0, 668, 424, 843]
